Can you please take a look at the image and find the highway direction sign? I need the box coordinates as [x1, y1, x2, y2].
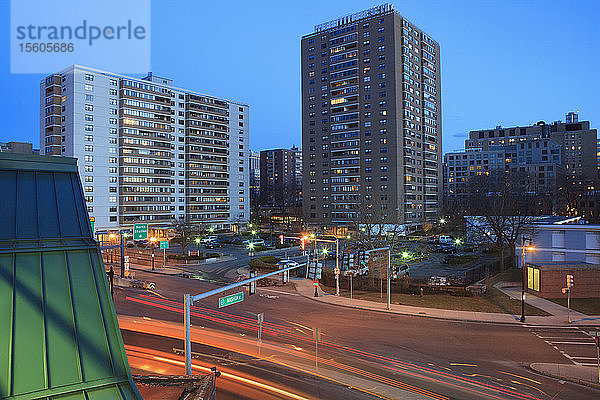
[160, 240, 169, 249]
[133, 223, 148, 240]
[218, 292, 244, 308]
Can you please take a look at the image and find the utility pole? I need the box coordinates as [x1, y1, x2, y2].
[120, 233, 125, 278]
[387, 247, 391, 311]
[335, 238, 340, 296]
[184, 293, 192, 375]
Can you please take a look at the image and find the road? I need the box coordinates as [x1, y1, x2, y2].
[114, 264, 600, 400]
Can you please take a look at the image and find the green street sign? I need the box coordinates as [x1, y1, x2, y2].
[218, 292, 244, 308]
[90, 220, 94, 233]
[160, 240, 169, 249]
[133, 223, 148, 240]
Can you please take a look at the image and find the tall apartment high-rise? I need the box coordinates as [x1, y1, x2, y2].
[249, 150, 260, 207]
[291, 145, 303, 205]
[259, 148, 298, 208]
[40, 65, 249, 232]
[301, 4, 442, 231]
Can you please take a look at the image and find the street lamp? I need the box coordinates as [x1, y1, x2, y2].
[402, 251, 409, 259]
[150, 236, 157, 270]
[439, 218, 446, 224]
[195, 238, 200, 254]
[209, 227, 215, 233]
[251, 230, 257, 236]
[521, 237, 533, 323]
[248, 242, 255, 256]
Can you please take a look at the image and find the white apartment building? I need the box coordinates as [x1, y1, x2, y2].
[40, 65, 249, 232]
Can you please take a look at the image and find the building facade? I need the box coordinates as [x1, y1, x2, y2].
[249, 150, 260, 208]
[259, 148, 298, 208]
[0, 141, 39, 154]
[40, 65, 249, 232]
[464, 114, 597, 187]
[301, 4, 442, 231]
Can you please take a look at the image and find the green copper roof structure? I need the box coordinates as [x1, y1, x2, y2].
[0, 153, 142, 400]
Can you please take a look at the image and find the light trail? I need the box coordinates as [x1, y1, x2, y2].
[126, 294, 547, 400]
[126, 346, 312, 400]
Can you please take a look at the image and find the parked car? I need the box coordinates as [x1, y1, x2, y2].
[243, 238, 265, 246]
[201, 236, 217, 245]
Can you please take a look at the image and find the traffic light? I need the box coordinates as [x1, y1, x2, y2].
[279, 234, 284, 245]
[249, 270, 256, 295]
[300, 236, 307, 250]
[392, 266, 399, 281]
[566, 274, 574, 288]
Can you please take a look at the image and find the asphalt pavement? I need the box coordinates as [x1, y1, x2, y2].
[114, 266, 600, 400]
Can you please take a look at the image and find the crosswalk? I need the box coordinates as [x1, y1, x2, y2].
[527, 325, 599, 366]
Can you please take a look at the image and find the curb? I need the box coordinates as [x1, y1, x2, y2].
[293, 282, 596, 327]
[528, 364, 600, 391]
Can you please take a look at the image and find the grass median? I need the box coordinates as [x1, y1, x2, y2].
[322, 269, 549, 316]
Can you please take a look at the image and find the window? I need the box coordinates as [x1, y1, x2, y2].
[109, 157, 117, 163]
[84, 104, 94, 111]
[109, 89, 117, 95]
[84, 74, 94, 81]
[85, 135, 93, 142]
[84, 145, 93, 152]
[85, 124, 93, 131]
[84, 165, 93, 172]
[85, 176, 93, 182]
[110, 78, 118, 86]
[84, 155, 93, 162]
[109, 176, 117, 183]
[85, 114, 93, 121]
[84, 84, 93, 91]
[109, 98, 117, 105]
[109, 196, 117, 203]
[109, 128, 117, 134]
[109, 118, 117, 124]
[84, 186, 93, 192]
[109, 167, 117, 173]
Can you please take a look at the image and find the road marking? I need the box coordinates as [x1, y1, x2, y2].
[449, 363, 477, 367]
[258, 288, 300, 296]
[147, 290, 168, 299]
[283, 319, 313, 332]
[548, 341, 595, 345]
[497, 371, 541, 385]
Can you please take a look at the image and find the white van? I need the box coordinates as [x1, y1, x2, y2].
[438, 235, 454, 244]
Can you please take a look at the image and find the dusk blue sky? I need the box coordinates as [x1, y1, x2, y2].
[1, 0, 598, 153]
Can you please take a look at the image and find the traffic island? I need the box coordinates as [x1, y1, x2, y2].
[529, 363, 600, 389]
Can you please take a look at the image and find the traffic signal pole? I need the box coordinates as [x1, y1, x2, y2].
[184, 263, 304, 375]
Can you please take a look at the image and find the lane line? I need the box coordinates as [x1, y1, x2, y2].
[497, 371, 541, 385]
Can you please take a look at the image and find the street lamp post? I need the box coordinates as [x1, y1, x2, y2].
[195, 237, 200, 255]
[521, 237, 533, 323]
[150, 236, 157, 271]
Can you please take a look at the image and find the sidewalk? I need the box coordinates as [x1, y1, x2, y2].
[530, 363, 600, 389]
[292, 278, 600, 326]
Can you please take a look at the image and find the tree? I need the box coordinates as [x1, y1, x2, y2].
[170, 217, 202, 255]
[464, 170, 537, 272]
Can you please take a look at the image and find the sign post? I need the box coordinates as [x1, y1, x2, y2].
[589, 331, 600, 384]
[566, 274, 574, 323]
[160, 240, 169, 268]
[133, 223, 148, 241]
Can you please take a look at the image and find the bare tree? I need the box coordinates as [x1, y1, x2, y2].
[465, 170, 537, 271]
[170, 217, 202, 255]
